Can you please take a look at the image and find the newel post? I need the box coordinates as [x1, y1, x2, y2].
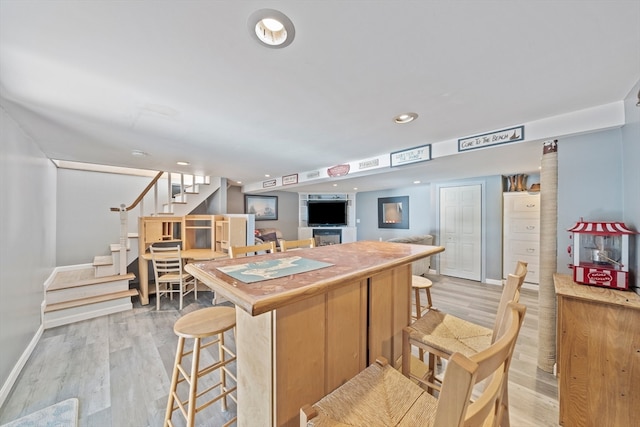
[118, 204, 128, 275]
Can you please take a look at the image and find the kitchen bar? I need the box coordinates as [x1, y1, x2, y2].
[185, 240, 444, 427]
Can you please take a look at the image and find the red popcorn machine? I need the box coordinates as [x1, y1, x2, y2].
[567, 219, 636, 290]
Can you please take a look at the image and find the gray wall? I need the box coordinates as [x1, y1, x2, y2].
[556, 129, 624, 275]
[354, 118, 638, 288]
[356, 175, 505, 281]
[238, 190, 299, 240]
[56, 169, 160, 265]
[0, 106, 56, 398]
[356, 185, 433, 242]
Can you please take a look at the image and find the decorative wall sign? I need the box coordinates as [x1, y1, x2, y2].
[458, 125, 524, 152]
[390, 145, 431, 167]
[282, 173, 298, 185]
[358, 158, 380, 170]
[306, 170, 320, 179]
[262, 179, 277, 188]
[327, 164, 350, 177]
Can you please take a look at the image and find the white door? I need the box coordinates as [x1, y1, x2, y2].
[439, 184, 482, 280]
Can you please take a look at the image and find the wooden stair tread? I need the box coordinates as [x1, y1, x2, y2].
[48, 272, 136, 291]
[45, 289, 139, 313]
[93, 255, 113, 266]
[110, 243, 131, 251]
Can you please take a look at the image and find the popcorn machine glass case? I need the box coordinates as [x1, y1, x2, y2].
[568, 220, 636, 290]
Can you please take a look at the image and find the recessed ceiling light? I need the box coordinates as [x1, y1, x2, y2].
[394, 112, 418, 124]
[131, 150, 147, 157]
[333, 184, 338, 187]
[413, 180, 421, 184]
[265, 174, 270, 178]
[249, 9, 295, 48]
[176, 161, 190, 166]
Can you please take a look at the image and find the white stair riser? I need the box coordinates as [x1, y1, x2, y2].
[46, 279, 130, 304]
[95, 263, 116, 277]
[44, 297, 133, 329]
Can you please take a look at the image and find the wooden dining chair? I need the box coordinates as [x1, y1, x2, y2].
[280, 238, 316, 251]
[402, 262, 528, 426]
[228, 241, 277, 258]
[301, 302, 526, 427]
[150, 245, 197, 311]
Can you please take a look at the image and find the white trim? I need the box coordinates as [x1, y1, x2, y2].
[43, 300, 133, 329]
[0, 325, 44, 408]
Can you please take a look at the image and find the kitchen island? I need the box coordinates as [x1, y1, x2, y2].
[186, 240, 444, 427]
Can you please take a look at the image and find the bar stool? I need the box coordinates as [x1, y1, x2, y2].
[165, 306, 237, 427]
[411, 275, 433, 321]
[411, 275, 433, 363]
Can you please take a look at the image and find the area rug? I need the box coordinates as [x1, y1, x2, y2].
[0, 398, 78, 427]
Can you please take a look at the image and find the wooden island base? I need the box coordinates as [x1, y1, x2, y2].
[186, 241, 444, 427]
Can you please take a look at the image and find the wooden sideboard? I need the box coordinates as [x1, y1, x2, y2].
[554, 274, 640, 426]
[186, 241, 444, 427]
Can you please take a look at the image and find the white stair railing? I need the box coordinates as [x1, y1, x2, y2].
[118, 204, 128, 275]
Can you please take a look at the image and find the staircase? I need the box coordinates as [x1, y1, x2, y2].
[43, 172, 220, 328]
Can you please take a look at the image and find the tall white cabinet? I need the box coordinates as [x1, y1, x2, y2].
[503, 192, 540, 284]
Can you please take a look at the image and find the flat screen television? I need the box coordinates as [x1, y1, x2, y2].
[307, 200, 348, 227]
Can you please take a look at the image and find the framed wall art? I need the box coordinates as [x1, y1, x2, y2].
[245, 195, 278, 221]
[378, 196, 409, 229]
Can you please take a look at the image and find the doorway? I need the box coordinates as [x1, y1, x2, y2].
[438, 184, 482, 281]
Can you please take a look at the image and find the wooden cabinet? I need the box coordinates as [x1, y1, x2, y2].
[139, 216, 183, 247]
[503, 192, 540, 283]
[184, 215, 215, 250]
[555, 274, 640, 426]
[215, 216, 246, 254]
[137, 215, 247, 305]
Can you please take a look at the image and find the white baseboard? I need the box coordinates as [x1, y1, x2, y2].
[44, 299, 132, 329]
[485, 278, 503, 286]
[0, 324, 43, 408]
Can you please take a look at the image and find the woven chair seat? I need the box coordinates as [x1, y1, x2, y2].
[308, 361, 438, 427]
[407, 309, 492, 357]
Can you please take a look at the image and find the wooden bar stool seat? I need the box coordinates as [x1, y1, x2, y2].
[412, 275, 433, 321]
[165, 306, 237, 427]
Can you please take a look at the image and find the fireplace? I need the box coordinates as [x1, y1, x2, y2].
[313, 228, 342, 246]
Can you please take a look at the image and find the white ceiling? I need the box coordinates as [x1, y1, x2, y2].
[1, 1, 638, 193]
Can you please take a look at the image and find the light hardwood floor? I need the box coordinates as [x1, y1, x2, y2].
[0, 275, 559, 426]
